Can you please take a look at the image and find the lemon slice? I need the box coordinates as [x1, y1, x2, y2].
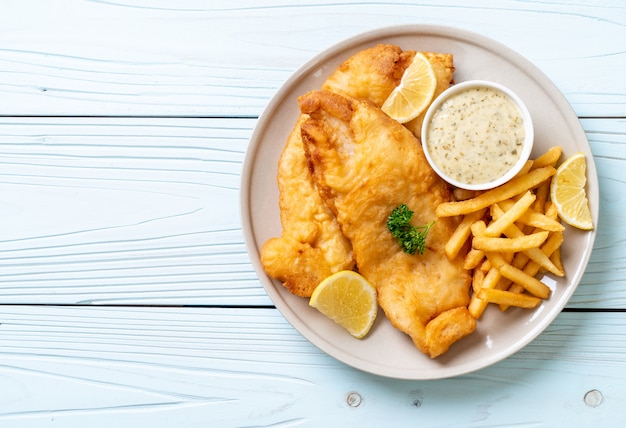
[550, 152, 593, 230]
[309, 270, 378, 339]
[381, 52, 437, 123]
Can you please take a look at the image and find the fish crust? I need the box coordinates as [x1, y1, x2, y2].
[299, 90, 475, 358]
[261, 44, 455, 306]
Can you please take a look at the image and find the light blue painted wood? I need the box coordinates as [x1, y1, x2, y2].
[0, 1, 623, 117]
[570, 119, 626, 308]
[0, 117, 268, 305]
[0, 306, 623, 427]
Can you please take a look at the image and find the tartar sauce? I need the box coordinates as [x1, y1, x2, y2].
[425, 86, 526, 185]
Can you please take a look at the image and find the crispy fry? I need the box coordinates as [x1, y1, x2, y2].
[471, 219, 487, 237]
[464, 248, 485, 270]
[445, 208, 487, 260]
[485, 252, 551, 299]
[501, 231, 564, 310]
[531, 146, 562, 170]
[473, 231, 549, 253]
[532, 147, 561, 212]
[484, 191, 536, 237]
[515, 160, 534, 177]
[491, 204, 564, 276]
[510, 251, 531, 271]
[550, 247, 563, 274]
[443, 147, 571, 317]
[436, 166, 556, 217]
[480, 258, 492, 272]
[468, 249, 514, 319]
[468, 266, 500, 319]
[544, 201, 559, 220]
[472, 268, 485, 294]
[499, 199, 564, 232]
[477, 288, 542, 309]
[533, 181, 550, 212]
[499, 263, 551, 299]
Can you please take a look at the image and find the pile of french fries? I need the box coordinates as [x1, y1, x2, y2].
[437, 146, 565, 319]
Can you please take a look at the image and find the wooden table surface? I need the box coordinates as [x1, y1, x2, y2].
[0, 1, 624, 426]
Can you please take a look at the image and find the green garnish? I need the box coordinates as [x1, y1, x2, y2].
[386, 204, 435, 255]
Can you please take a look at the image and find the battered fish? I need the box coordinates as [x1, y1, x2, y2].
[261, 44, 454, 297]
[299, 90, 475, 358]
[261, 115, 354, 297]
[323, 45, 455, 138]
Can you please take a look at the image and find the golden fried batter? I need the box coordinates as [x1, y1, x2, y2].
[261, 115, 354, 297]
[261, 44, 455, 303]
[322, 44, 415, 107]
[323, 45, 455, 138]
[299, 90, 475, 358]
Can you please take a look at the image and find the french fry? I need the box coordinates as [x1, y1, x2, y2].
[498, 199, 564, 232]
[464, 248, 485, 270]
[469, 250, 513, 319]
[532, 147, 561, 211]
[550, 247, 563, 275]
[484, 252, 550, 299]
[477, 288, 542, 309]
[445, 208, 487, 260]
[468, 266, 501, 319]
[533, 181, 550, 212]
[491, 204, 564, 276]
[525, 232, 564, 278]
[499, 263, 551, 299]
[443, 147, 571, 317]
[472, 268, 485, 294]
[473, 231, 549, 253]
[510, 251, 531, 271]
[531, 146, 562, 170]
[480, 258, 492, 272]
[471, 219, 487, 236]
[514, 160, 534, 177]
[501, 231, 564, 310]
[484, 191, 536, 237]
[436, 166, 556, 217]
[544, 201, 559, 220]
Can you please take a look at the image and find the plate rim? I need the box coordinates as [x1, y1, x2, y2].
[240, 24, 598, 380]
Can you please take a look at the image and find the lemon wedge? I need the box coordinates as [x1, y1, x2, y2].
[550, 152, 593, 230]
[309, 270, 378, 339]
[381, 52, 437, 123]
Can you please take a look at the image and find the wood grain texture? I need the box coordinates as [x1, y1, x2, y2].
[0, 305, 623, 427]
[569, 118, 626, 308]
[0, 1, 623, 117]
[0, 117, 270, 305]
[0, 117, 621, 308]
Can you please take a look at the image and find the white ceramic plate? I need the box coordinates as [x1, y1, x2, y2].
[240, 25, 598, 379]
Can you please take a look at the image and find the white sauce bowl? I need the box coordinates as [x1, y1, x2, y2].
[421, 80, 534, 191]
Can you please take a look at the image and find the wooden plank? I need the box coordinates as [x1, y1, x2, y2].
[0, 1, 623, 117]
[569, 119, 626, 308]
[0, 305, 623, 426]
[0, 117, 623, 307]
[0, 117, 269, 306]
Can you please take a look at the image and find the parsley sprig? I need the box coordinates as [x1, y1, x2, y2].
[386, 204, 435, 255]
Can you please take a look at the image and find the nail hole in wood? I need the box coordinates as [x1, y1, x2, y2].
[347, 392, 362, 407]
[584, 389, 603, 408]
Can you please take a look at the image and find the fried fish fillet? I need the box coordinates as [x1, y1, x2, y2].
[261, 115, 354, 297]
[323, 44, 455, 138]
[299, 90, 475, 358]
[261, 44, 454, 298]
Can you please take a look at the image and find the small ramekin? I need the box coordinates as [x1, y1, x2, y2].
[421, 80, 534, 191]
